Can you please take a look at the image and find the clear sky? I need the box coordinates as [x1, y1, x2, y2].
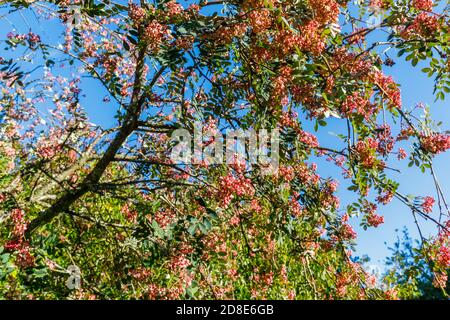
[1, 1, 449, 270]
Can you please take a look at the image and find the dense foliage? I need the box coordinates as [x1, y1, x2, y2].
[383, 228, 449, 299]
[0, 0, 449, 299]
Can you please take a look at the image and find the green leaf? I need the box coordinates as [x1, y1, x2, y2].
[123, 40, 130, 51]
[187, 224, 197, 236]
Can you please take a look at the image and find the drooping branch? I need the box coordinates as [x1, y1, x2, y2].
[25, 45, 165, 237]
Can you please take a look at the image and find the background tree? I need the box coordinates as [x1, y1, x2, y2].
[383, 228, 449, 299]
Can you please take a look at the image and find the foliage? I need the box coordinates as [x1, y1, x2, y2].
[0, 0, 449, 299]
[383, 228, 449, 299]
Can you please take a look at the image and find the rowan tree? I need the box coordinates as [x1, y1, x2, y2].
[0, 0, 449, 299]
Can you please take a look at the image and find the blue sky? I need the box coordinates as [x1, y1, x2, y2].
[1, 1, 449, 269]
[299, 54, 450, 267]
[353, 56, 450, 265]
